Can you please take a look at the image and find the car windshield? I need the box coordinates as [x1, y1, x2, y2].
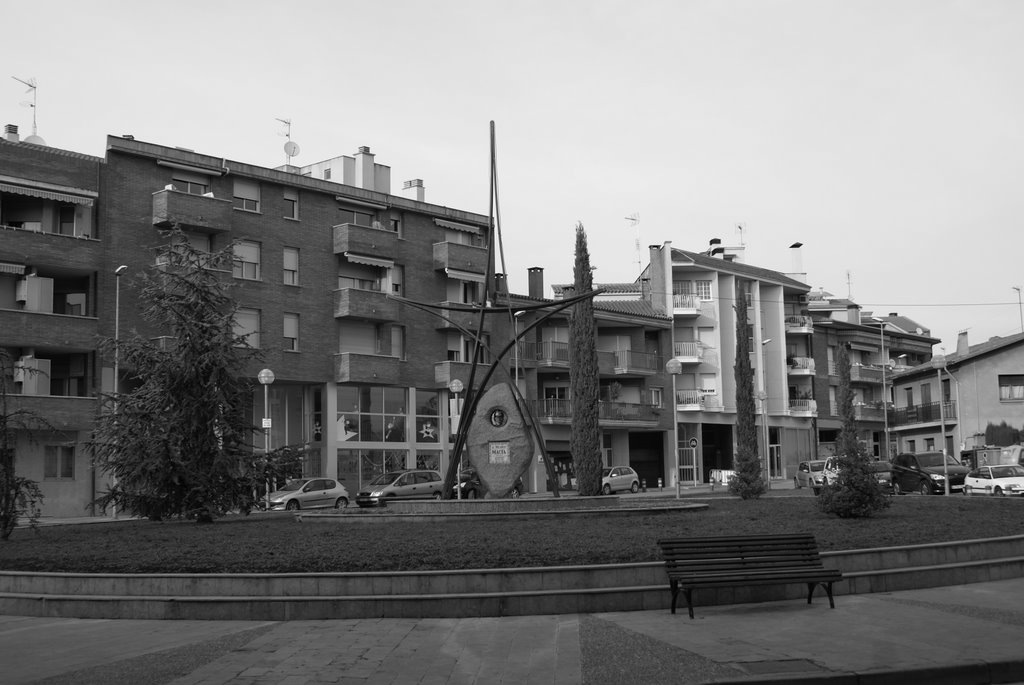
[368, 471, 405, 486]
[809, 462, 825, 472]
[278, 479, 309, 492]
[992, 465, 1024, 478]
[916, 454, 961, 468]
[601, 469, 611, 477]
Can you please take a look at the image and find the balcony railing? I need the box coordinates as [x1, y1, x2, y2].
[849, 364, 884, 384]
[788, 399, 817, 416]
[528, 399, 658, 423]
[152, 188, 233, 233]
[334, 288, 400, 321]
[891, 401, 957, 427]
[787, 356, 815, 374]
[784, 315, 814, 333]
[672, 292, 701, 314]
[537, 340, 570, 366]
[675, 389, 712, 410]
[613, 349, 660, 375]
[332, 222, 398, 258]
[673, 341, 703, 363]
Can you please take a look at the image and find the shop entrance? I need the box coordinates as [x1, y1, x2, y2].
[700, 424, 734, 483]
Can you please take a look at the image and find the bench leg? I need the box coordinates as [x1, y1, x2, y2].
[670, 580, 679, 614]
[683, 588, 695, 619]
[823, 581, 836, 609]
[806, 582, 837, 609]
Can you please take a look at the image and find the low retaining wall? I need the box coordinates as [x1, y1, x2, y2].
[2, 535, 1023, 621]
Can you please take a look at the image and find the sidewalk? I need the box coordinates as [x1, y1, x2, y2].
[3, 577, 1023, 684]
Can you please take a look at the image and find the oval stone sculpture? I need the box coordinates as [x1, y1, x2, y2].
[464, 382, 534, 498]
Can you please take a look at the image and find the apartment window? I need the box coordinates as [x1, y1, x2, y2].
[284, 312, 299, 352]
[44, 445, 74, 480]
[696, 280, 712, 300]
[232, 240, 261, 280]
[907, 439, 916, 453]
[234, 308, 260, 348]
[650, 387, 663, 407]
[172, 170, 210, 196]
[339, 209, 374, 226]
[58, 206, 76, 236]
[283, 188, 299, 220]
[283, 247, 299, 285]
[324, 168, 332, 180]
[233, 178, 260, 212]
[925, 438, 935, 450]
[999, 375, 1024, 401]
[390, 218, 401, 233]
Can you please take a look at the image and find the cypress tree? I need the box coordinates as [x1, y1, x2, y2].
[729, 281, 766, 498]
[569, 223, 603, 496]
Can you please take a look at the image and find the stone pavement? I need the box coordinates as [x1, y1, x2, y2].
[4, 577, 1024, 684]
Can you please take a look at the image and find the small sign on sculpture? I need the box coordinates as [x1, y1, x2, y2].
[489, 441, 511, 464]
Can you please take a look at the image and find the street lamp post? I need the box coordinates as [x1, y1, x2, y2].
[258, 368, 275, 508]
[761, 338, 772, 488]
[513, 311, 525, 389]
[873, 317, 890, 460]
[936, 364, 950, 496]
[665, 358, 682, 499]
[112, 265, 127, 518]
[448, 379, 464, 499]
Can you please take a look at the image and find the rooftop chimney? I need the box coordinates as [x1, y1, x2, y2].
[528, 267, 544, 299]
[787, 242, 806, 281]
[354, 146, 375, 191]
[494, 273, 508, 296]
[4, 124, 18, 143]
[956, 330, 970, 356]
[403, 178, 425, 202]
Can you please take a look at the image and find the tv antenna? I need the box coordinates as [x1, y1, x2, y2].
[626, 213, 640, 276]
[12, 76, 37, 136]
[276, 118, 300, 165]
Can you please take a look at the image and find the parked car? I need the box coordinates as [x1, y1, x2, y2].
[964, 465, 1024, 497]
[453, 468, 524, 499]
[869, 460, 895, 494]
[356, 469, 444, 507]
[793, 460, 827, 491]
[601, 466, 640, 495]
[891, 451, 969, 495]
[266, 478, 349, 511]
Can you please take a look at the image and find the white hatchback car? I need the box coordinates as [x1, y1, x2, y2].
[267, 478, 349, 511]
[601, 466, 640, 495]
[964, 465, 1024, 497]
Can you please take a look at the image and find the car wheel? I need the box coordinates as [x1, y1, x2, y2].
[511, 488, 521, 499]
[919, 481, 931, 496]
[794, 477, 801, 489]
[602, 483, 612, 495]
[334, 497, 348, 509]
[893, 482, 903, 495]
[964, 486, 972, 496]
[432, 491, 442, 500]
[466, 488, 477, 499]
[630, 481, 639, 494]
[285, 500, 300, 511]
[995, 486, 1004, 497]
[812, 487, 821, 496]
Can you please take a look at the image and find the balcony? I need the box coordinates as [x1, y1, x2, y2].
[334, 352, 402, 385]
[787, 356, 815, 375]
[527, 399, 658, 425]
[537, 341, 570, 367]
[433, 303, 491, 333]
[434, 360, 474, 389]
[612, 349, 660, 375]
[785, 315, 814, 334]
[332, 223, 398, 259]
[788, 399, 817, 417]
[849, 364, 884, 384]
[672, 292, 701, 316]
[433, 241, 488, 275]
[891, 401, 957, 427]
[673, 341, 703, 364]
[334, 288, 399, 321]
[0, 310, 98, 349]
[152, 188, 233, 233]
[853, 403, 886, 421]
[675, 389, 716, 411]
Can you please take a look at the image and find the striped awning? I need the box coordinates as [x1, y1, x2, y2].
[445, 268, 486, 283]
[344, 252, 394, 269]
[0, 182, 95, 206]
[434, 218, 482, 234]
[0, 261, 25, 275]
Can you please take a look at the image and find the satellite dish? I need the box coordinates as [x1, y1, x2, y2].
[284, 141, 300, 158]
[915, 327, 923, 335]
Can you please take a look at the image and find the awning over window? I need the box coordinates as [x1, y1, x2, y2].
[849, 342, 878, 352]
[0, 182, 95, 206]
[344, 252, 394, 269]
[445, 268, 486, 283]
[0, 261, 26, 275]
[434, 218, 482, 234]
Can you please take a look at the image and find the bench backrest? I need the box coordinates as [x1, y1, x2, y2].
[657, 534, 826, 575]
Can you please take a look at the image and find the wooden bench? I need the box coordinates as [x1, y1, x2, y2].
[657, 533, 843, 619]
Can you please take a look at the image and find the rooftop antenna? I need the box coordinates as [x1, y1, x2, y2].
[626, 213, 640, 277]
[12, 76, 37, 136]
[276, 118, 300, 166]
[846, 270, 853, 299]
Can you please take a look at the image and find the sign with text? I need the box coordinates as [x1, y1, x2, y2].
[489, 441, 511, 464]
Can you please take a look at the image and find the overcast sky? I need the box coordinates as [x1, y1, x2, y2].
[4, 0, 1022, 353]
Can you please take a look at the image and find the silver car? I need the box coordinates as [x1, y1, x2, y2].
[601, 466, 640, 494]
[356, 469, 444, 507]
[267, 478, 349, 511]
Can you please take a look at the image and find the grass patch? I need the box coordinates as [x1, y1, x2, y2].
[2, 495, 1023, 574]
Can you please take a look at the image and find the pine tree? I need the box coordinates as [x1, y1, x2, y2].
[569, 223, 603, 496]
[90, 229, 262, 523]
[729, 281, 766, 498]
[817, 345, 890, 517]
